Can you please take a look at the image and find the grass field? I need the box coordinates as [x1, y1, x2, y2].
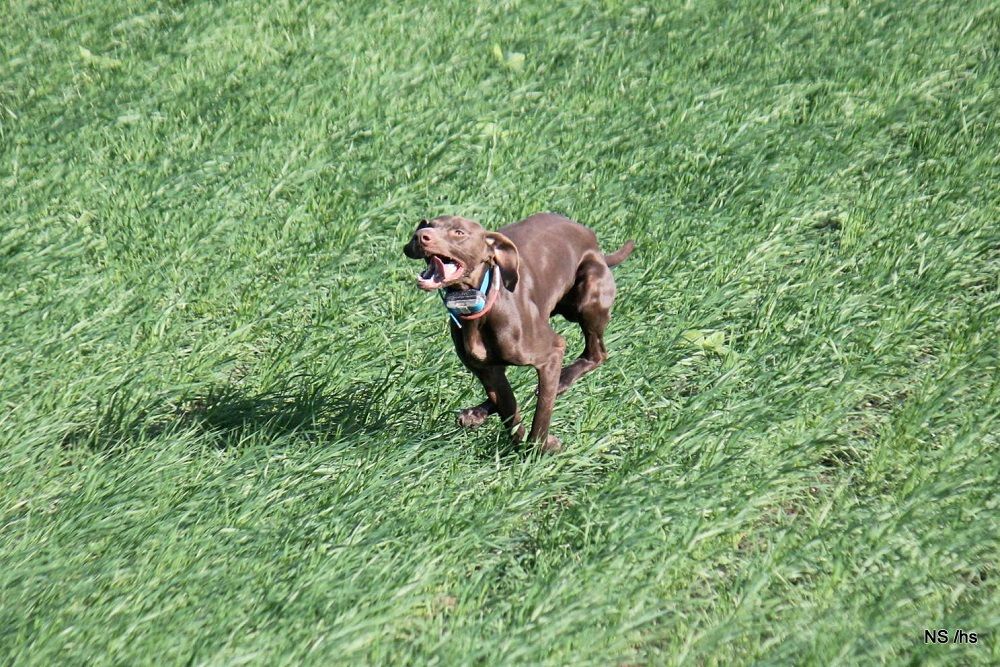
[2, 0, 998, 664]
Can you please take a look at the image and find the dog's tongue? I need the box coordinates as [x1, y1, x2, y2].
[417, 256, 459, 290]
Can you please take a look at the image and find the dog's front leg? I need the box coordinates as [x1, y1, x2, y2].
[459, 366, 523, 439]
[526, 334, 566, 453]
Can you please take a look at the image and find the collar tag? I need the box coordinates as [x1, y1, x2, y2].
[440, 267, 493, 328]
[443, 289, 487, 314]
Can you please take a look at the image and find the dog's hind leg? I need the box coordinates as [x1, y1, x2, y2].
[556, 256, 617, 394]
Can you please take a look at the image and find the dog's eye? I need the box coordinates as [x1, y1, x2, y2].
[452, 229, 466, 237]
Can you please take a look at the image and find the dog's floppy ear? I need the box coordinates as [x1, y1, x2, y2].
[486, 232, 519, 291]
[402, 219, 429, 258]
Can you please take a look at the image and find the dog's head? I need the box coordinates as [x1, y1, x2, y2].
[403, 216, 519, 292]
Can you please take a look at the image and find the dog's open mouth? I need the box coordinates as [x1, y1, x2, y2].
[417, 254, 464, 290]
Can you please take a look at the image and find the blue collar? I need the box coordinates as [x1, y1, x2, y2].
[440, 267, 493, 328]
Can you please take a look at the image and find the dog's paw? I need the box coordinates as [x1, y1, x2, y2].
[457, 406, 491, 429]
[539, 435, 562, 454]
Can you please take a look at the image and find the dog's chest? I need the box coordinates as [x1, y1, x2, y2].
[462, 325, 491, 363]
[451, 322, 510, 367]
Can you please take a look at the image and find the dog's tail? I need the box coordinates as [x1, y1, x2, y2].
[604, 240, 636, 268]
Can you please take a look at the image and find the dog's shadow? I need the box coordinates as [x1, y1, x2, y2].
[180, 379, 398, 446]
[63, 373, 413, 452]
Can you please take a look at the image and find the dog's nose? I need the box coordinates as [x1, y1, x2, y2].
[417, 229, 433, 246]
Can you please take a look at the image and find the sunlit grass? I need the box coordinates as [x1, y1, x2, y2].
[1, 1, 997, 664]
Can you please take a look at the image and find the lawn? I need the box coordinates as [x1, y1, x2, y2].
[1, 0, 997, 664]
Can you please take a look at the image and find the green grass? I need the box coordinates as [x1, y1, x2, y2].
[2, 0, 998, 664]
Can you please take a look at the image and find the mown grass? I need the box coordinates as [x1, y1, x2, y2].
[1, 0, 997, 664]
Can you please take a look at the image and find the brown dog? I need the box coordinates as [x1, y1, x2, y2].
[403, 213, 634, 452]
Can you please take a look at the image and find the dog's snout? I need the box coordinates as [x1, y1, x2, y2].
[403, 226, 436, 259]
